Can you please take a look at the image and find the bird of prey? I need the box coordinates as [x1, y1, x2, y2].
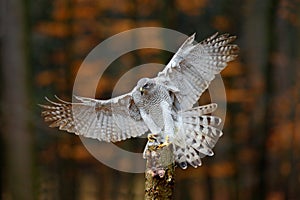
[40, 32, 239, 169]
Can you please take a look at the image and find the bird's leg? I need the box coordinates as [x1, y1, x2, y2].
[159, 101, 174, 148]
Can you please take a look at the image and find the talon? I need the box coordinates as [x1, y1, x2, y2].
[157, 135, 171, 149]
[148, 133, 159, 142]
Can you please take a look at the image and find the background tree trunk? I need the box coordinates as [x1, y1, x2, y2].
[1, 0, 34, 199]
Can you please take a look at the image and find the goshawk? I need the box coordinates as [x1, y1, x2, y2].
[40, 32, 239, 169]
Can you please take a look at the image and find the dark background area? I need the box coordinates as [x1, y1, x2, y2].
[1, 0, 300, 199]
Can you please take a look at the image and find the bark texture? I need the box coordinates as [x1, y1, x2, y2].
[144, 142, 175, 200]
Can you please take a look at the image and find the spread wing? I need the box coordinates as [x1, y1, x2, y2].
[39, 94, 149, 142]
[156, 32, 239, 110]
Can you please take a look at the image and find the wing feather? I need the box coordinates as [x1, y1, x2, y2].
[156, 32, 239, 110]
[39, 94, 149, 142]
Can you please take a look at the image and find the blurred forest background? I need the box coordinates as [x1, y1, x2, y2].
[1, 0, 300, 199]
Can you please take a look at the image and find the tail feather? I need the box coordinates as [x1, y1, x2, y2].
[173, 104, 223, 169]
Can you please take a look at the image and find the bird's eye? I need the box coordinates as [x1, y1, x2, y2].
[143, 83, 150, 89]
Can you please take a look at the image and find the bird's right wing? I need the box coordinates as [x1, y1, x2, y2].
[155, 33, 239, 110]
[39, 94, 149, 142]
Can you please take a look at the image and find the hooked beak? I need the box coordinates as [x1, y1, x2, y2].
[139, 87, 145, 95]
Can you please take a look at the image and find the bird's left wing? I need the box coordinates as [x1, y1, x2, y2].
[155, 32, 239, 110]
[39, 94, 149, 142]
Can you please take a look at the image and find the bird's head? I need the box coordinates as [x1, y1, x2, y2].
[136, 78, 156, 96]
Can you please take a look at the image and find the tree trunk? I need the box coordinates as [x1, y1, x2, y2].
[1, 0, 33, 199]
[144, 140, 175, 200]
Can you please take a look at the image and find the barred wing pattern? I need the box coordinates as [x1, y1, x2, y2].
[40, 95, 149, 142]
[157, 33, 239, 110]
